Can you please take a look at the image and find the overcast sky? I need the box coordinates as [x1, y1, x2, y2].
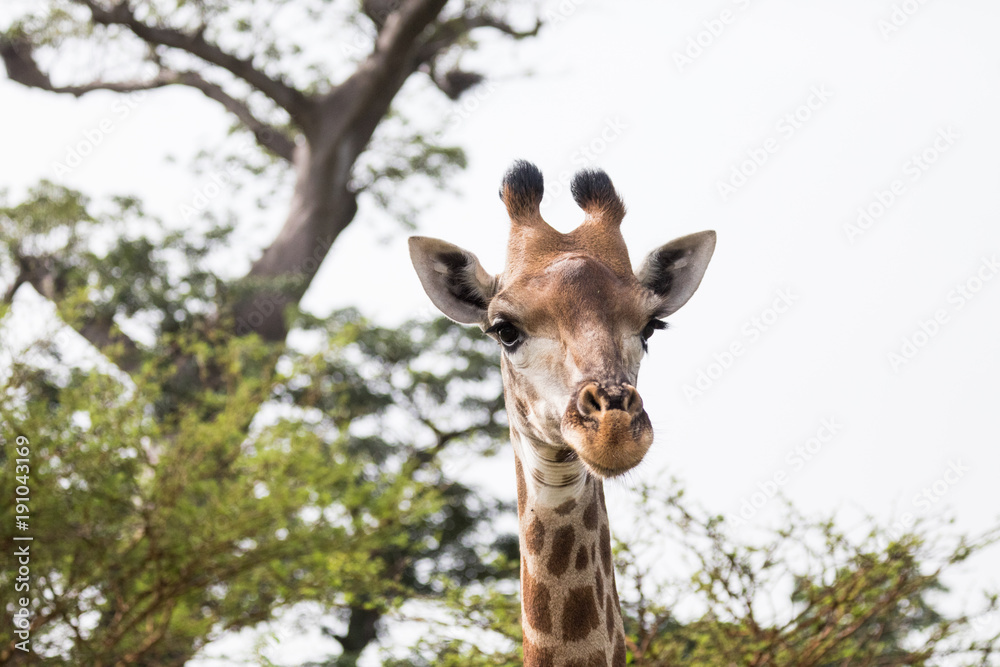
[2, 0, 999, 663]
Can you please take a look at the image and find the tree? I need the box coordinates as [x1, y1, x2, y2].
[1, 0, 539, 344]
[615, 482, 1000, 666]
[0, 185, 521, 664]
[1, 3, 539, 662]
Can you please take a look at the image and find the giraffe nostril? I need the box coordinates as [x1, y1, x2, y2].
[577, 383, 605, 417]
[622, 385, 643, 417]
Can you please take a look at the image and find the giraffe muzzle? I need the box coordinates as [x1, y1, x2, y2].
[561, 381, 654, 478]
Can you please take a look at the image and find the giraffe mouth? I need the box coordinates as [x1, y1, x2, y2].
[575, 449, 641, 479]
[561, 402, 654, 479]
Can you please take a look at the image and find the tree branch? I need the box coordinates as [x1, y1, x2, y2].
[361, 0, 404, 32]
[417, 12, 542, 64]
[335, 0, 450, 122]
[413, 11, 541, 100]
[12, 253, 143, 374]
[69, 0, 308, 121]
[2, 267, 27, 305]
[173, 71, 296, 162]
[0, 35, 177, 94]
[0, 37, 296, 161]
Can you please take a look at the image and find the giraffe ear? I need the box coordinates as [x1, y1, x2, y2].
[636, 230, 716, 317]
[408, 236, 496, 324]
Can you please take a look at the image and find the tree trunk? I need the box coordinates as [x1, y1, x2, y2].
[232, 137, 359, 341]
[231, 57, 424, 342]
[334, 606, 382, 665]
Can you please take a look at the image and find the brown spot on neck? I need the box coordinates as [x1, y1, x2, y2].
[515, 456, 527, 518]
[554, 498, 577, 515]
[546, 525, 575, 577]
[562, 585, 601, 641]
[600, 522, 613, 577]
[583, 494, 599, 531]
[526, 517, 545, 555]
[522, 564, 552, 634]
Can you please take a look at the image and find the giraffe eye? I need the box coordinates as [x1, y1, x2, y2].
[640, 319, 667, 350]
[497, 324, 521, 347]
[487, 321, 522, 348]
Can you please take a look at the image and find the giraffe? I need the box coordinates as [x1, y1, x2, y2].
[408, 160, 716, 666]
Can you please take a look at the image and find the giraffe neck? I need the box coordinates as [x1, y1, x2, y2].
[514, 441, 627, 667]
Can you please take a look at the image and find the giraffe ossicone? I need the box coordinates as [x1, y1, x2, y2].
[409, 160, 716, 666]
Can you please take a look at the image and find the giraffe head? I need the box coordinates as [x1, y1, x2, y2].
[410, 161, 715, 480]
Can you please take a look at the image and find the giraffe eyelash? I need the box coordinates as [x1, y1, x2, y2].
[640, 319, 668, 352]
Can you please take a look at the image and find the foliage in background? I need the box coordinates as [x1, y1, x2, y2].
[0, 185, 516, 665]
[616, 483, 1000, 666]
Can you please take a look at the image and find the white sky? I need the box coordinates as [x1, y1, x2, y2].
[2, 0, 1000, 663]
